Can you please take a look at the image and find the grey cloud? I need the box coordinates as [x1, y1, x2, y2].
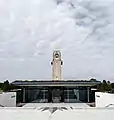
[0, 0, 114, 82]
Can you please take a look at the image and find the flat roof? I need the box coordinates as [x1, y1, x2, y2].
[12, 80, 101, 87]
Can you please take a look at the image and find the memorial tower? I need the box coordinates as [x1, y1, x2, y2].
[51, 50, 63, 80]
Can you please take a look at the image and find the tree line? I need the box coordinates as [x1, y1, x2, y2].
[97, 80, 114, 92]
[0, 80, 21, 92]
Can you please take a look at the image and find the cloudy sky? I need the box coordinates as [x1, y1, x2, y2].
[0, 0, 114, 82]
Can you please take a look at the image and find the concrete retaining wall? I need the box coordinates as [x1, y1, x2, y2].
[95, 92, 114, 107]
[0, 92, 16, 107]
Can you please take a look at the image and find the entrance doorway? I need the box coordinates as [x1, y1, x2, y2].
[48, 87, 64, 103]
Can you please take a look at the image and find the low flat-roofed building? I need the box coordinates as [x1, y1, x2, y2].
[12, 80, 100, 104]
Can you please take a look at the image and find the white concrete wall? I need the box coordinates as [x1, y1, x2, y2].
[0, 92, 16, 107]
[0, 107, 114, 120]
[95, 92, 114, 107]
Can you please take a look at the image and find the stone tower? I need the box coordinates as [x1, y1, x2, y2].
[51, 50, 63, 80]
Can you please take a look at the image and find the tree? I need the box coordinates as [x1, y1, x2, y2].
[4, 80, 9, 85]
[107, 81, 111, 84]
[111, 83, 114, 88]
[103, 80, 107, 84]
[3, 80, 10, 91]
[97, 80, 112, 92]
[0, 83, 3, 89]
[90, 78, 97, 82]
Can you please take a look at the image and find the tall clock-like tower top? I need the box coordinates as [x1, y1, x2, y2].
[51, 50, 63, 80]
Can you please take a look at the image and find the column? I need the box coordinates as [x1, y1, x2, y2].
[23, 88, 26, 103]
[87, 87, 90, 103]
[43, 88, 45, 102]
[67, 88, 69, 103]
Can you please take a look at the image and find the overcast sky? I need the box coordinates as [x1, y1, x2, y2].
[0, 0, 114, 82]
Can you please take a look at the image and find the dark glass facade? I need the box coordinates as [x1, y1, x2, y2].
[16, 86, 94, 103]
